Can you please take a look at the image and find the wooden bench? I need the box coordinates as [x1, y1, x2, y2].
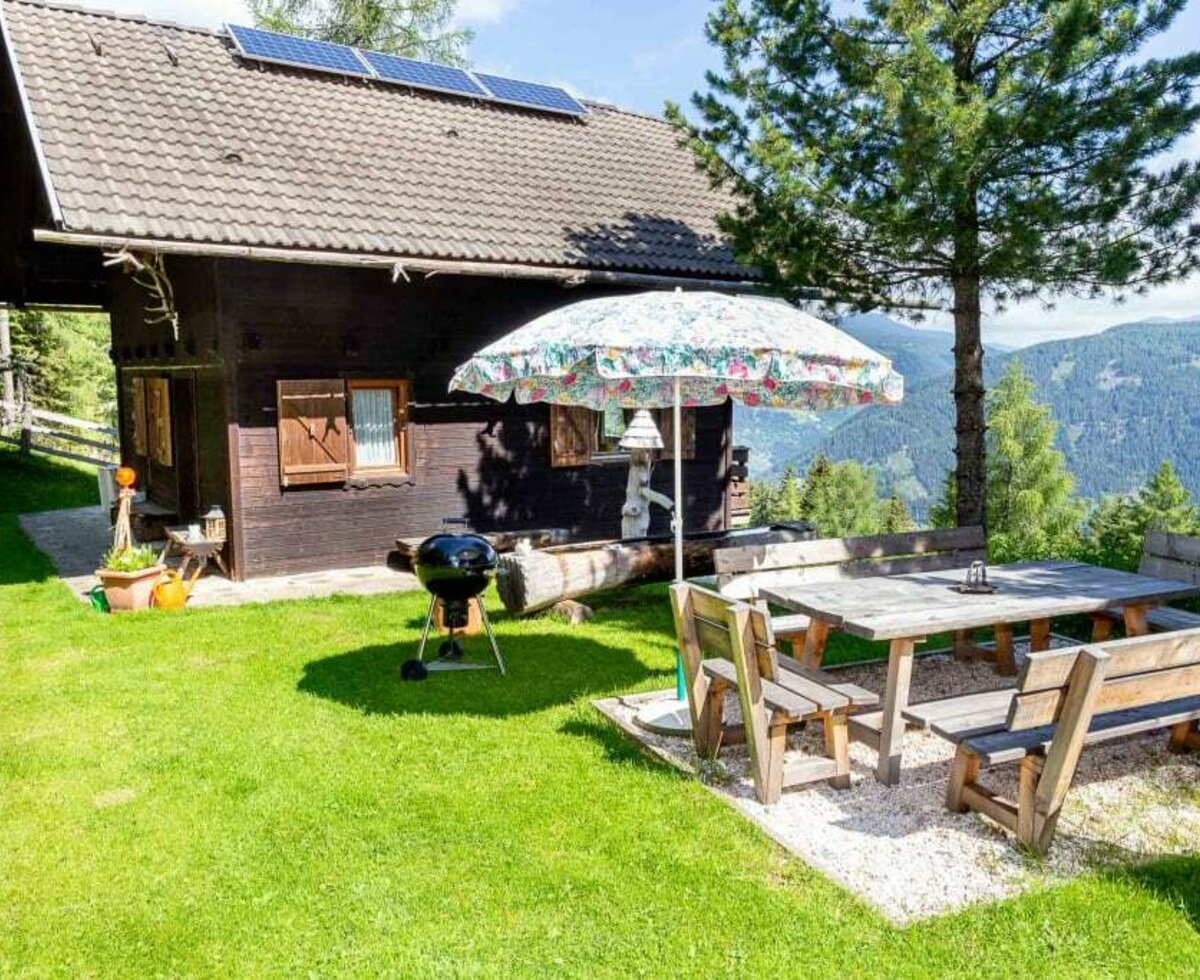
[669, 583, 878, 804]
[917, 628, 1200, 852]
[1092, 531, 1200, 639]
[712, 527, 987, 663]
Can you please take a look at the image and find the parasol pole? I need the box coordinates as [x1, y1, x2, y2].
[673, 376, 684, 583]
[672, 376, 686, 702]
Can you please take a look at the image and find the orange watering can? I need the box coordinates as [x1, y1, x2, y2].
[152, 569, 191, 610]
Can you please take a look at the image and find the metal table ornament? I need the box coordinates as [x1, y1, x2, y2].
[955, 560, 997, 594]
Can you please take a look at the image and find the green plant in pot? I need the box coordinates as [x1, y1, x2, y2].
[96, 544, 165, 612]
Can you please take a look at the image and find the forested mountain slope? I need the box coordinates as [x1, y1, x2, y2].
[802, 319, 1200, 516]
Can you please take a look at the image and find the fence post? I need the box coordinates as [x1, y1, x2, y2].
[16, 372, 33, 454]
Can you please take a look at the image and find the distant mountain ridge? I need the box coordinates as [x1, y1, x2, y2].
[734, 313, 960, 477]
[763, 317, 1200, 517]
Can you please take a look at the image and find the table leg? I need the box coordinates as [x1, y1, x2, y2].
[1090, 615, 1114, 643]
[953, 629, 973, 662]
[802, 619, 831, 669]
[1123, 603, 1151, 637]
[876, 637, 916, 785]
[994, 622, 1017, 676]
[1029, 618, 1052, 653]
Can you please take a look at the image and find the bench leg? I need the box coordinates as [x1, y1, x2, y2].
[757, 721, 787, 805]
[822, 712, 851, 790]
[694, 680, 726, 758]
[1169, 720, 1200, 754]
[993, 622, 1017, 676]
[1017, 757, 1039, 847]
[945, 745, 980, 812]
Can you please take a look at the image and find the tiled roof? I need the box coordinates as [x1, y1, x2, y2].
[1, 0, 745, 278]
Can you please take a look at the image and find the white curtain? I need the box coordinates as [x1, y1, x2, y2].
[352, 388, 397, 467]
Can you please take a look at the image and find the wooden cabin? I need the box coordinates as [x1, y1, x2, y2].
[0, 1, 750, 578]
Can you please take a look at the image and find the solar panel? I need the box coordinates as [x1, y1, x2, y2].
[227, 24, 588, 118]
[474, 73, 587, 116]
[228, 24, 371, 79]
[360, 50, 488, 98]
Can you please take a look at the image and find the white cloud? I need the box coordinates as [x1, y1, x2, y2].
[69, 0, 248, 30]
[453, 0, 521, 26]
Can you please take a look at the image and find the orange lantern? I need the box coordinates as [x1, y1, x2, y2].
[115, 466, 137, 488]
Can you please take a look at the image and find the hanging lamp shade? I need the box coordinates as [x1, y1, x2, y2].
[618, 409, 664, 450]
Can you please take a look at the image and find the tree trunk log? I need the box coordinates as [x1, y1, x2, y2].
[495, 527, 810, 616]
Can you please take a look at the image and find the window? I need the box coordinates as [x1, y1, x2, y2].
[348, 380, 410, 475]
[549, 405, 696, 467]
[276, 379, 412, 488]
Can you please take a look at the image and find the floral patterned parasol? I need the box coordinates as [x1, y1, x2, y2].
[449, 290, 904, 410]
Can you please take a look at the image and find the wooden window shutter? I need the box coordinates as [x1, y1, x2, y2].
[146, 377, 172, 467]
[659, 408, 696, 461]
[129, 376, 148, 457]
[276, 379, 350, 487]
[550, 405, 594, 467]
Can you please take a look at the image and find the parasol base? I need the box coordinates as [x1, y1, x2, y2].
[633, 698, 693, 737]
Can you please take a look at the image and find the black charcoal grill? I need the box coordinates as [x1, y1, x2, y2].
[402, 522, 504, 680]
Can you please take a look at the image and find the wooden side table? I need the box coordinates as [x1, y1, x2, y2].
[159, 527, 229, 583]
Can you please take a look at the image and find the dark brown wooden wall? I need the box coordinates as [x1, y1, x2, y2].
[216, 260, 731, 578]
[110, 258, 229, 526]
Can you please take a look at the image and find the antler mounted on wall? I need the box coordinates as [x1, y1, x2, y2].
[103, 249, 179, 339]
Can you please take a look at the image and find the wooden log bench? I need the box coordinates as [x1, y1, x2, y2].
[712, 527, 987, 666]
[669, 583, 878, 804]
[913, 628, 1200, 852]
[1090, 531, 1200, 640]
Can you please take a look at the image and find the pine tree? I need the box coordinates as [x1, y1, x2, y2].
[1135, 461, 1200, 533]
[672, 1, 1200, 530]
[927, 472, 958, 530]
[879, 489, 915, 534]
[1083, 462, 1200, 570]
[10, 310, 115, 424]
[801, 455, 883, 537]
[249, 0, 471, 64]
[986, 361, 1085, 562]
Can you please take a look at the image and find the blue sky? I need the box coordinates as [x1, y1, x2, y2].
[69, 0, 1200, 345]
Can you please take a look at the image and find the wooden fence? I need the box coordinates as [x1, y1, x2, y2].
[0, 400, 119, 467]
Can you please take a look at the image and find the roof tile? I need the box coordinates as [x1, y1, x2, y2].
[3, 0, 743, 278]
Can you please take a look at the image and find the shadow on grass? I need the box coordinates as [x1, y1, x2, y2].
[1112, 855, 1200, 931]
[558, 715, 683, 776]
[298, 630, 660, 718]
[0, 517, 57, 586]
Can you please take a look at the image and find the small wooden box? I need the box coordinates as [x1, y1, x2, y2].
[433, 598, 482, 636]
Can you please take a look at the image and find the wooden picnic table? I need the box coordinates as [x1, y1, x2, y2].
[761, 560, 1200, 784]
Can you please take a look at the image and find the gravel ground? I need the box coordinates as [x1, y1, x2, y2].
[595, 641, 1200, 924]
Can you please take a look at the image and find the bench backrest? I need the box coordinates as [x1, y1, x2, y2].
[713, 526, 987, 599]
[1139, 531, 1200, 587]
[1009, 627, 1200, 732]
[999, 627, 1200, 832]
[669, 582, 778, 685]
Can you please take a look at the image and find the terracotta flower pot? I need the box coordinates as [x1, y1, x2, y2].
[96, 564, 165, 612]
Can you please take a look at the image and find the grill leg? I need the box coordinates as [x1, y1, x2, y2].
[477, 598, 505, 676]
[416, 595, 438, 663]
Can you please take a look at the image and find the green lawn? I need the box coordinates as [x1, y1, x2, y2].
[1, 448, 1198, 976]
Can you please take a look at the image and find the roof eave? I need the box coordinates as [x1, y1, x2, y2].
[32, 228, 762, 292]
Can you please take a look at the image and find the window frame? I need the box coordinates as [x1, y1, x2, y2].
[347, 379, 412, 478]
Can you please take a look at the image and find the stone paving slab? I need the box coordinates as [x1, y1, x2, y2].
[19, 506, 419, 608]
